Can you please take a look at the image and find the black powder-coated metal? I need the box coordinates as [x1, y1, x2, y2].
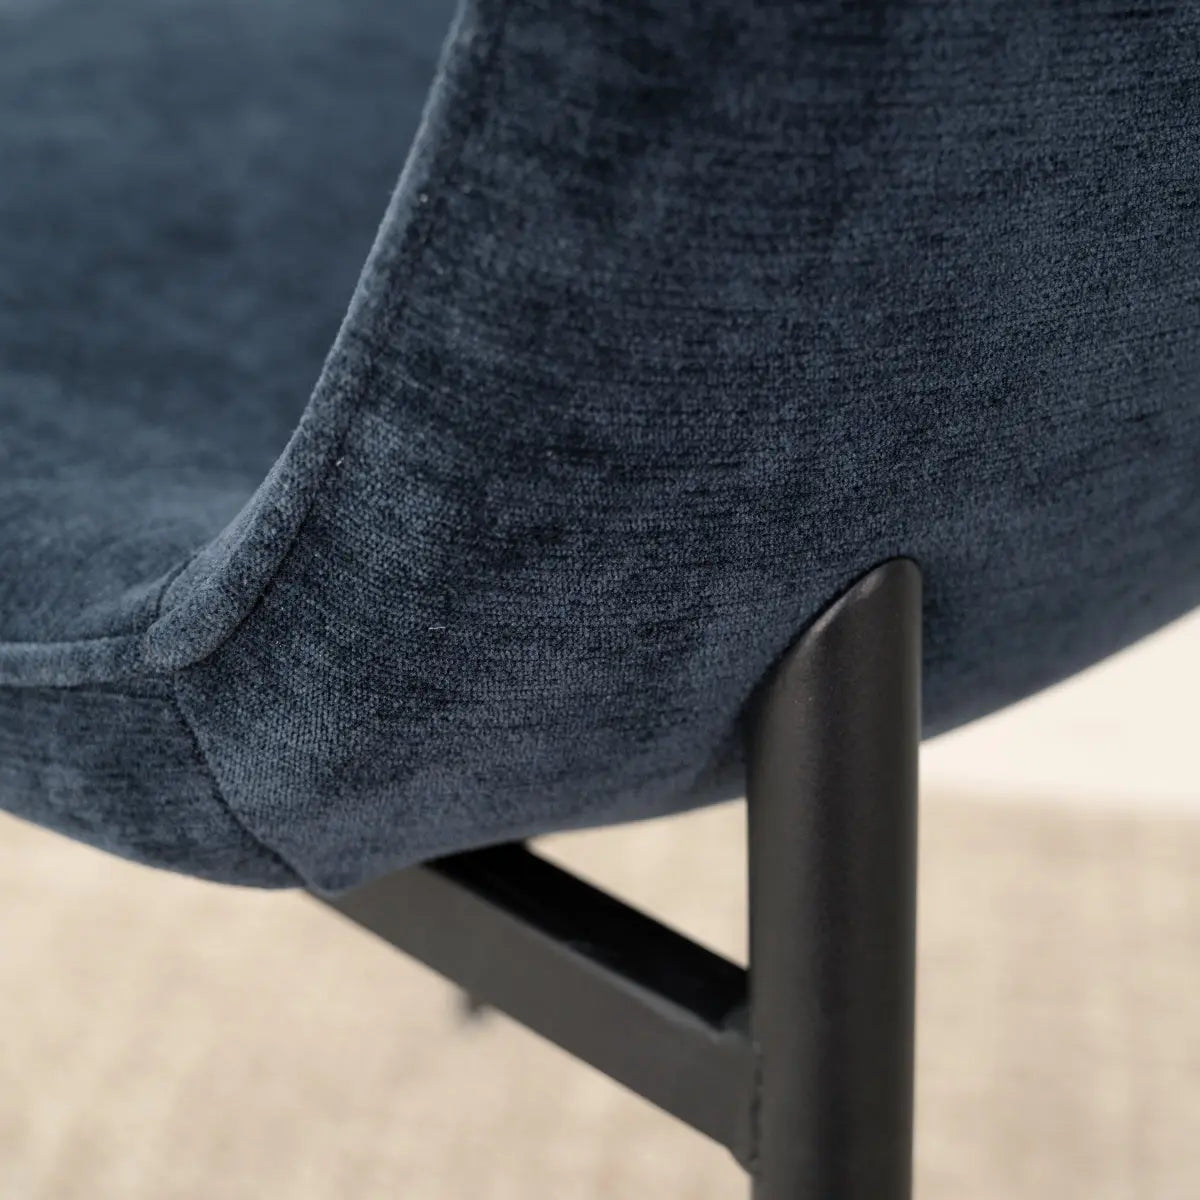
[746, 558, 921, 1199]
[316, 557, 922, 1199]
[322, 842, 755, 1161]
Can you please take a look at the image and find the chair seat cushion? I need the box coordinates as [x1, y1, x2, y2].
[3, 0, 1199, 890]
[0, 0, 450, 648]
[0, 0, 451, 885]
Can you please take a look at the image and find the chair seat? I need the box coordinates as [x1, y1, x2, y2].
[0, 0, 450, 647]
[2, 0, 1199, 891]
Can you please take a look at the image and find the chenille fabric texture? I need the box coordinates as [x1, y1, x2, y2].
[1, 0, 1198, 890]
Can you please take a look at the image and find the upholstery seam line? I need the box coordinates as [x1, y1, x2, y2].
[154, 559, 300, 883]
[0, 560, 192, 686]
[168, 672, 306, 887]
[146, 0, 520, 676]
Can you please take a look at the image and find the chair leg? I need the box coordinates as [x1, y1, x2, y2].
[317, 557, 922, 1198]
[745, 557, 921, 1199]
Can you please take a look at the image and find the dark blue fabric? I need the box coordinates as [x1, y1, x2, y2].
[2, 0, 1198, 889]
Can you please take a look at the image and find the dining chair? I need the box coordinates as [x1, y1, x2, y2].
[2, 1, 1197, 1195]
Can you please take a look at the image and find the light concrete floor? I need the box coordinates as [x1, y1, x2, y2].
[1, 608, 1198, 1199]
[2, 785, 1199, 1200]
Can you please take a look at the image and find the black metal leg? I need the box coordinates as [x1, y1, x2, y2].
[746, 558, 921, 1199]
[316, 557, 921, 1198]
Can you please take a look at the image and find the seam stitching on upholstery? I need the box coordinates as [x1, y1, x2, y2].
[154, 0, 519, 673]
[168, 673, 304, 885]
[148, 560, 302, 884]
[0, 559, 192, 684]
[131, 541, 302, 884]
[151, 0, 519, 876]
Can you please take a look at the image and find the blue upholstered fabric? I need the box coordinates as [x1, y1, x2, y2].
[2, 0, 1198, 889]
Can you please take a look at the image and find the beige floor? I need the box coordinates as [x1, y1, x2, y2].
[2, 783, 1199, 1200]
